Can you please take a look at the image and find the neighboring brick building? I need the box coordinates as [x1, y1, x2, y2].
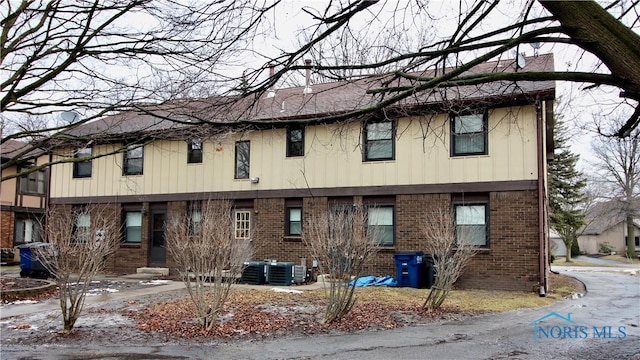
[0, 140, 48, 263]
[48, 54, 555, 292]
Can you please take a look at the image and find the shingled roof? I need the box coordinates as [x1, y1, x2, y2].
[1, 139, 45, 164]
[581, 200, 640, 235]
[65, 53, 555, 139]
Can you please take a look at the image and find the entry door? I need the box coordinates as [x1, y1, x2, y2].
[148, 210, 166, 266]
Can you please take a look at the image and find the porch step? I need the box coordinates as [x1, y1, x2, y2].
[136, 267, 169, 276]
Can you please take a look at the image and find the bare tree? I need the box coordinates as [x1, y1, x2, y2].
[1, 0, 275, 177]
[4, 0, 640, 181]
[591, 118, 640, 258]
[422, 207, 478, 311]
[303, 203, 380, 324]
[33, 205, 120, 333]
[166, 199, 252, 330]
[245, 0, 639, 137]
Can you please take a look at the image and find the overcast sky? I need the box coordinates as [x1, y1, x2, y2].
[261, 0, 638, 169]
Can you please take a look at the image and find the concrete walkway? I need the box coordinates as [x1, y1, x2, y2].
[573, 255, 640, 266]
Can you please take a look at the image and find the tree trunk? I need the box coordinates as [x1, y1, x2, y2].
[627, 215, 637, 258]
[564, 239, 572, 263]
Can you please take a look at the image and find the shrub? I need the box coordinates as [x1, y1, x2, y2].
[571, 239, 581, 257]
[598, 242, 615, 255]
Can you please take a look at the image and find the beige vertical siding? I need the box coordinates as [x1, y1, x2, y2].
[50, 105, 540, 198]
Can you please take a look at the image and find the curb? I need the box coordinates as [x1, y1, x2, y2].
[1, 279, 57, 300]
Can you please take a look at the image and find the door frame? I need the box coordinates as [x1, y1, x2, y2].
[148, 207, 167, 267]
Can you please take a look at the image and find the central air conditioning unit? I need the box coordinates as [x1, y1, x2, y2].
[240, 261, 267, 285]
[267, 262, 294, 286]
[293, 265, 307, 284]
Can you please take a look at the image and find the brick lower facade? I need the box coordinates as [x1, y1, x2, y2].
[1, 210, 14, 249]
[54, 189, 542, 291]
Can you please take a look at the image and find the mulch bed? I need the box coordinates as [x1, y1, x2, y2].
[1, 277, 58, 302]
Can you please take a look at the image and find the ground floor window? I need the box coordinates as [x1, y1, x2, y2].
[74, 211, 91, 243]
[124, 211, 143, 243]
[235, 210, 251, 240]
[286, 207, 302, 236]
[367, 206, 395, 246]
[454, 203, 488, 247]
[14, 216, 42, 245]
[624, 235, 640, 247]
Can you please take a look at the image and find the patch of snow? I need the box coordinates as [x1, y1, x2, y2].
[85, 288, 119, 296]
[571, 293, 584, 300]
[7, 300, 39, 305]
[73, 313, 134, 328]
[623, 269, 638, 275]
[271, 288, 303, 294]
[139, 280, 169, 285]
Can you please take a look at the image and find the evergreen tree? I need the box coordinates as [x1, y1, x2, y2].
[549, 118, 587, 262]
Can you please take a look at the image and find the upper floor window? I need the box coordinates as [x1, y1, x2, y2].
[18, 167, 45, 195]
[454, 203, 488, 247]
[451, 111, 488, 156]
[286, 127, 304, 157]
[286, 206, 302, 236]
[187, 139, 203, 164]
[235, 141, 250, 179]
[367, 205, 395, 246]
[73, 147, 92, 178]
[364, 121, 394, 161]
[123, 145, 143, 175]
[124, 211, 143, 243]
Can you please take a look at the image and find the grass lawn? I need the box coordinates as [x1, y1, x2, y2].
[600, 254, 640, 264]
[550, 259, 609, 267]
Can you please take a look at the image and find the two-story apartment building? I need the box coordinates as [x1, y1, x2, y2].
[1, 140, 48, 263]
[48, 54, 555, 292]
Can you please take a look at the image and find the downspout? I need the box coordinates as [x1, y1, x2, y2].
[536, 99, 547, 297]
[44, 151, 53, 241]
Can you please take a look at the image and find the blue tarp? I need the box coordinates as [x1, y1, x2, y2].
[349, 275, 397, 287]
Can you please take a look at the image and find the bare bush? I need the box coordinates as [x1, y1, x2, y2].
[33, 205, 120, 332]
[166, 199, 252, 330]
[303, 204, 380, 324]
[422, 207, 478, 311]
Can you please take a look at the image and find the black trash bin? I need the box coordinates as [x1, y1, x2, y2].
[17, 242, 52, 279]
[422, 253, 437, 289]
[393, 251, 423, 288]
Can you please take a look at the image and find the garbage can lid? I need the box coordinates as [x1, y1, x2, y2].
[16, 242, 50, 249]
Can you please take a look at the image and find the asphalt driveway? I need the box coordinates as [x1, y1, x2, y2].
[1, 265, 638, 360]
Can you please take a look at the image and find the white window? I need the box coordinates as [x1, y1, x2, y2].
[367, 206, 394, 246]
[455, 204, 488, 246]
[286, 207, 302, 236]
[189, 204, 202, 235]
[14, 217, 42, 245]
[75, 213, 91, 243]
[234, 210, 251, 240]
[124, 211, 143, 243]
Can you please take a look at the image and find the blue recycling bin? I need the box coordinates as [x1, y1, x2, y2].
[17, 242, 51, 278]
[394, 251, 423, 288]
